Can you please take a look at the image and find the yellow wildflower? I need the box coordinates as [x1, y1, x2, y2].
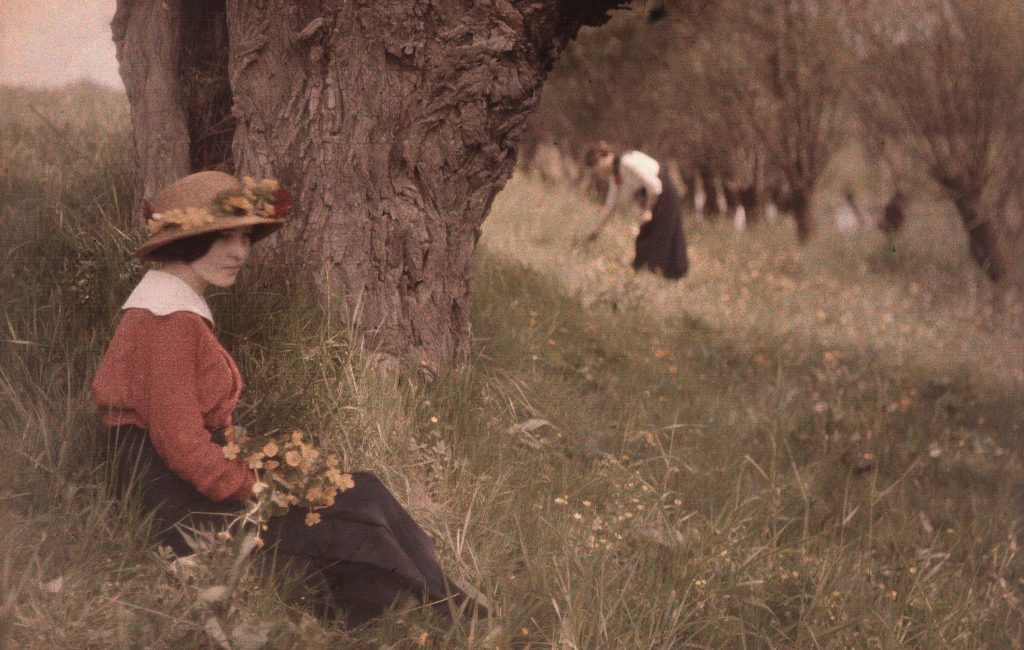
[305, 512, 321, 527]
[306, 486, 324, 502]
[246, 454, 264, 470]
[284, 450, 302, 467]
[290, 430, 304, 445]
[321, 487, 337, 507]
[264, 460, 280, 470]
[326, 453, 340, 467]
[223, 442, 241, 460]
[336, 473, 355, 490]
[262, 442, 279, 457]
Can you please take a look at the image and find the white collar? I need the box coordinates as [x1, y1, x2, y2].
[122, 269, 214, 324]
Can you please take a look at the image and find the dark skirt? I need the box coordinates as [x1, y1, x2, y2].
[633, 168, 688, 279]
[102, 425, 483, 627]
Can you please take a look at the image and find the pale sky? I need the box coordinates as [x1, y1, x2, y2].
[0, 0, 122, 88]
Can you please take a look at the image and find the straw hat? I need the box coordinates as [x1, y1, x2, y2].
[136, 171, 290, 260]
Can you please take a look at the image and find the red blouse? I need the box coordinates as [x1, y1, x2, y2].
[92, 309, 256, 502]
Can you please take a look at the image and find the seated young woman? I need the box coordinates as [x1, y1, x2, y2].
[92, 170, 485, 628]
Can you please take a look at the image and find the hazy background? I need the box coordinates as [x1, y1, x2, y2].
[0, 0, 121, 88]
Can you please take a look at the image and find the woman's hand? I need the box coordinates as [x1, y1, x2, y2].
[640, 191, 658, 224]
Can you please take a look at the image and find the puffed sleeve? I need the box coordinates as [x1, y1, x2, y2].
[623, 151, 662, 197]
[137, 313, 255, 502]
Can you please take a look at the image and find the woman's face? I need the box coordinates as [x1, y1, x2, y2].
[594, 152, 614, 178]
[190, 227, 252, 288]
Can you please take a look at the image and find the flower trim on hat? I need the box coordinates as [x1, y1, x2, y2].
[145, 207, 215, 235]
[145, 176, 291, 236]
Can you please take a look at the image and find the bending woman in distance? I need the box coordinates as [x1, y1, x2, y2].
[584, 141, 688, 279]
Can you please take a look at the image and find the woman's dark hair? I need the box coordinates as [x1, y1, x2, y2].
[583, 141, 615, 167]
[147, 232, 220, 263]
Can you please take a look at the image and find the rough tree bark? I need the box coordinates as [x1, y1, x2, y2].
[113, 0, 626, 368]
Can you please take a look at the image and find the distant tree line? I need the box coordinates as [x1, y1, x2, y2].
[523, 0, 1024, 283]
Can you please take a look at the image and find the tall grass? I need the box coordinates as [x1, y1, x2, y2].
[1, 84, 1021, 648]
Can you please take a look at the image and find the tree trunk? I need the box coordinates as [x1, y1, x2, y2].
[113, 0, 625, 368]
[953, 195, 1006, 282]
[698, 164, 720, 218]
[749, 150, 765, 224]
[112, 0, 191, 212]
[791, 186, 812, 242]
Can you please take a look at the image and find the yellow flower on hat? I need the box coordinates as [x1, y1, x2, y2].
[145, 218, 167, 236]
[221, 194, 254, 214]
[151, 207, 216, 234]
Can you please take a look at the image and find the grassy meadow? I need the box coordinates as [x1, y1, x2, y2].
[1, 84, 1022, 648]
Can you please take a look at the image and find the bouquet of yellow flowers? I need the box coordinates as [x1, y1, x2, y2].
[223, 429, 354, 528]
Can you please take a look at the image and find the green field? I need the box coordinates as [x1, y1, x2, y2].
[1, 84, 1021, 648]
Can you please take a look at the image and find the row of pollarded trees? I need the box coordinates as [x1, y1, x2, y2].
[523, 0, 849, 239]
[854, 0, 1024, 281]
[526, 0, 1024, 282]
